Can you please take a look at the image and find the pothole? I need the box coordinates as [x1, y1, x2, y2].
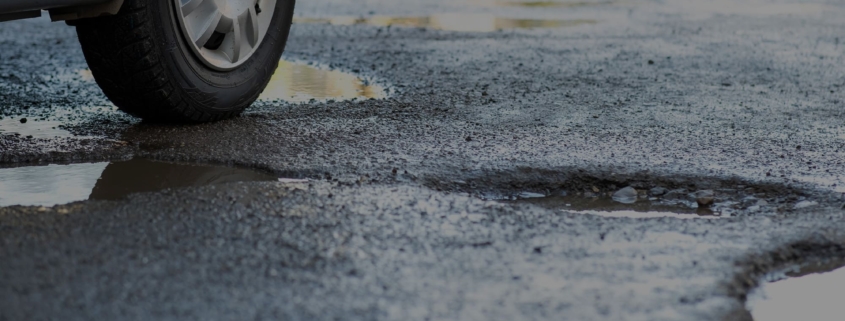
[72, 60, 387, 105]
[433, 173, 830, 218]
[0, 158, 288, 207]
[490, 183, 834, 218]
[501, 193, 722, 218]
[482, 0, 617, 8]
[293, 14, 596, 32]
[258, 59, 387, 103]
[746, 259, 845, 321]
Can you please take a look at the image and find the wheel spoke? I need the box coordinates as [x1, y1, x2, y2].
[232, 16, 243, 62]
[194, 11, 223, 48]
[246, 6, 260, 46]
[174, 0, 277, 70]
[180, 0, 205, 16]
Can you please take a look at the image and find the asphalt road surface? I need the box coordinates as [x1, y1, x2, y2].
[2, 0, 845, 320]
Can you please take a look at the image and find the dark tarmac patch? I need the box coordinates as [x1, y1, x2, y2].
[746, 259, 845, 321]
[0, 158, 277, 207]
[293, 14, 596, 32]
[258, 60, 387, 103]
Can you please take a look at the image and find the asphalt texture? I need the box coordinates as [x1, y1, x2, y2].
[2, 0, 845, 320]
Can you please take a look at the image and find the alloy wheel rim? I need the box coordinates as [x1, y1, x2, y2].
[174, 0, 277, 70]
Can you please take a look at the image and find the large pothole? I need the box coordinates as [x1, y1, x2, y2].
[426, 170, 836, 218]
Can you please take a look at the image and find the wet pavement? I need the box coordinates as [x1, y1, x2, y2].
[3, 0, 845, 320]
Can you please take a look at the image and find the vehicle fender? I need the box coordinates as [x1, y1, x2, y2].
[49, 0, 124, 21]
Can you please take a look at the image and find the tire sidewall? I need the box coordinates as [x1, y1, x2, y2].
[150, 0, 295, 112]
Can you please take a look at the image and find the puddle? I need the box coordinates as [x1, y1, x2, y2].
[293, 14, 596, 32]
[259, 60, 386, 103]
[481, 0, 616, 8]
[504, 194, 722, 218]
[746, 260, 845, 321]
[0, 159, 278, 207]
[656, 0, 828, 19]
[68, 60, 386, 104]
[0, 117, 75, 139]
[10, 60, 383, 138]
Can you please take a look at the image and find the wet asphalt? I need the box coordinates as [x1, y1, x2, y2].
[2, 0, 845, 320]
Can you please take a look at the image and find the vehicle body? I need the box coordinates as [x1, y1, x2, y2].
[0, 0, 296, 123]
[0, 0, 123, 22]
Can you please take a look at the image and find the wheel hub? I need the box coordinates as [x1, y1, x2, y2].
[174, 0, 277, 70]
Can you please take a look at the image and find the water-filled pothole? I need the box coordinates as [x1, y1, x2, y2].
[478, 183, 802, 218]
[293, 14, 596, 32]
[500, 191, 724, 218]
[258, 60, 387, 103]
[10, 60, 384, 139]
[505, 194, 721, 218]
[482, 0, 617, 8]
[73, 61, 387, 104]
[0, 159, 283, 207]
[746, 260, 845, 321]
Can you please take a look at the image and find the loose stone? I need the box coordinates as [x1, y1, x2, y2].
[694, 190, 715, 206]
[649, 187, 668, 196]
[612, 186, 637, 204]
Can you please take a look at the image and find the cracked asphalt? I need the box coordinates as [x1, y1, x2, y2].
[2, 0, 845, 320]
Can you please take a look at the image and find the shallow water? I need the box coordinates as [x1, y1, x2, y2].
[259, 60, 387, 102]
[505, 194, 721, 218]
[0, 159, 278, 207]
[746, 261, 845, 321]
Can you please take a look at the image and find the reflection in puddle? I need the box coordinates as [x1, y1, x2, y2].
[506, 194, 721, 218]
[747, 261, 845, 321]
[293, 14, 596, 32]
[259, 60, 386, 103]
[0, 159, 277, 207]
[0, 162, 108, 207]
[0, 118, 75, 138]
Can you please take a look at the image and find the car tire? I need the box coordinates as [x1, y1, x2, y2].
[75, 0, 295, 122]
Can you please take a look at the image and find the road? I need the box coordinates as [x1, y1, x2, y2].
[2, 0, 845, 320]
